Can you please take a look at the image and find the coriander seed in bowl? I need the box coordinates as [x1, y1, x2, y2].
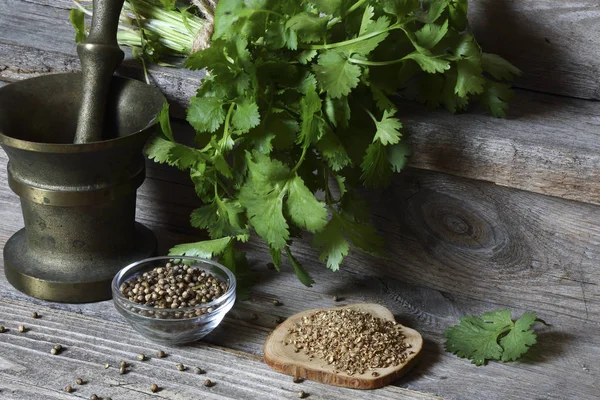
[112, 256, 236, 344]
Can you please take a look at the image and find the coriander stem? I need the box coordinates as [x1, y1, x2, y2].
[304, 23, 401, 50]
[346, 0, 368, 15]
[291, 146, 308, 174]
[348, 56, 408, 67]
[221, 103, 236, 152]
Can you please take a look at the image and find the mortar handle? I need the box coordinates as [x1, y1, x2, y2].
[74, 0, 125, 144]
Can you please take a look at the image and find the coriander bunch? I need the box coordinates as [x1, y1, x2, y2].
[145, 0, 520, 286]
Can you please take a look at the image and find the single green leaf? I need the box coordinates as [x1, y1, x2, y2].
[285, 247, 315, 287]
[313, 51, 362, 99]
[387, 142, 412, 172]
[360, 141, 392, 188]
[482, 53, 522, 81]
[381, 0, 419, 18]
[422, 0, 449, 23]
[455, 58, 486, 97]
[371, 109, 402, 146]
[415, 20, 449, 49]
[317, 130, 352, 171]
[311, 213, 349, 271]
[69, 8, 86, 43]
[169, 237, 232, 259]
[286, 12, 328, 44]
[157, 102, 174, 141]
[187, 96, 227, 133]
[500, 312, 538, 362]
[285, 175, 328, 232]
[448, 0, 468, 30]
[145, 137, 175, 165]
[232, 99, 261, 133]
[404, 52, 451, 74]
[480, 81, 514, 118]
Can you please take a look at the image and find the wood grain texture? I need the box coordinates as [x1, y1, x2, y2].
[469, 0, 600, 100]
[263, 303, 423, 389]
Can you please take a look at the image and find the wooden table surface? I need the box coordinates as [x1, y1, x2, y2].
[1, 0, 600, 399]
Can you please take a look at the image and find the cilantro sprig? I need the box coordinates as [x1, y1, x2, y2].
[444, 309, 544, 366]
[141, 0, 520, 285]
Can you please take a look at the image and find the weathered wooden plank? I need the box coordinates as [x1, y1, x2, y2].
[469, 0, 600, 100]
[2, 0, 600, 206]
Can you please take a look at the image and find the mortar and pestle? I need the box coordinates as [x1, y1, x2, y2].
[0, 0, 165, 302]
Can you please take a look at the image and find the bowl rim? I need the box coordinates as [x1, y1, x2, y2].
[111, 256, 237, 315]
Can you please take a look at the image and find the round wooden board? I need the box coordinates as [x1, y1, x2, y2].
[263, 303, 423, 390]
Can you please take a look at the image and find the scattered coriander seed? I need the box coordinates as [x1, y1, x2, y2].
[332, 295, 339, 302]
[272, 299, 281, 306]
[298, 390, 308, 398]
[103, 363, 110, 369]
[50, 348, 58, 355]
[266, 262, 275, 270]
[372, 371, 380, 377]
[293, 377, 304, 383]
[203, 379, 213, 387]
[120, 361, 127, 368]
[194, 367, 205, 374]
[75, 378, 84, 385]
[119, 366, 127, 375]
[150, 383, 159, 393]
[53, 344, 63, 351]
[105, 398, 112, 400]
[275, 316, 285, 324]
[250, 313, 259, 320]
[64, 385, 73, 393]
[137, 353, 146, 361]
[17, 325, 26, 333]
[90, 395, 99, 400]
[156, 350, 166, 358]
[176, 363, 185, 371]
[0, 326, 5, 333]
[31, 311, 40, 319]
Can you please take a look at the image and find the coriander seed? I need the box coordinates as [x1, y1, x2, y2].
[250, 313, 258, 320]
[298, 390, 308, 398]
[150, 383, 159, 393]
[195, 367, 205, 374]
[64, 385, 73, 393]
[90, 395, 99, 400]
[75, 378, 84, 385]
[103, 363, 110, 369]
[272, 299, 281, 306]
[372, 371, 380, 377]
[120, 361, 127, 368]
[176, 363, 185, 371]
[266, 262, 275, 270]
[119, 366, 127, 375]
[50, 348, 58, 355]
[137, 353, 146, 361]
[275, 316, 284, 324]
[156, 350, 166, 358]
[203, 379, 213, 387]
[17, 325, 26, 333]
[53, 344, 63, 351]
[31, 311, 40, 319]
[332, 295, 339, 302]
[0, 326, 5, 333]
[293, 377, 304, 383]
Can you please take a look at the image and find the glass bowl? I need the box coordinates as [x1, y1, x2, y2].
[112, 256, 236, 345]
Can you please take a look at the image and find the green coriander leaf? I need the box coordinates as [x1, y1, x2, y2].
[298, 83, 324, 146]
[187, 96, 226, 133]
[415, 20, 449, 49]
[169, 237, 232, 259]
[455, 58, 486, 97]
[159, 0, 176, 10]
[448, 0, 468, 30]
[343, 216, 384, 256]
[361, 141, 392, 188]
[313, 51, 362, 99]
[232, 99, 261, 133]
[334, 174, 347, 198]
[169, 143, 208, 170]
[482, 53, 522, 81]
[359, 5, 376, 35]
[69, 8, 86, 43]
[480, 81, 514, 118]
[212, 153, 233, 178]
[500, 312, 538, 362]
[286, 175, 328, 232]
[157, 102, 174, 141]
[404, 52, 451, 74]
[269, 246, 282, 270]
[312, 213, 349, 271]
[387, 142, 412, 172]
[218, 241, 256, 300]
[421, 0, 449, 23]
[317, 130, 351, 171]
[371, 109, 402, 146]
[145, 137, 175, 165]
[285, 247, 315, 287]
[298, 49, 318, 64]
[324, 96, 351, 128]
[311, 0, 347, 16]
[190, 203, 219, 231]
[381, 0, 419, 19]
[444, 309, 540, 366]
[371, 85, 396, 112]
[286, 12, 328, 44]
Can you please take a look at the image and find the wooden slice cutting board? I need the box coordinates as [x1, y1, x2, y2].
[264, 303, 423, 389]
